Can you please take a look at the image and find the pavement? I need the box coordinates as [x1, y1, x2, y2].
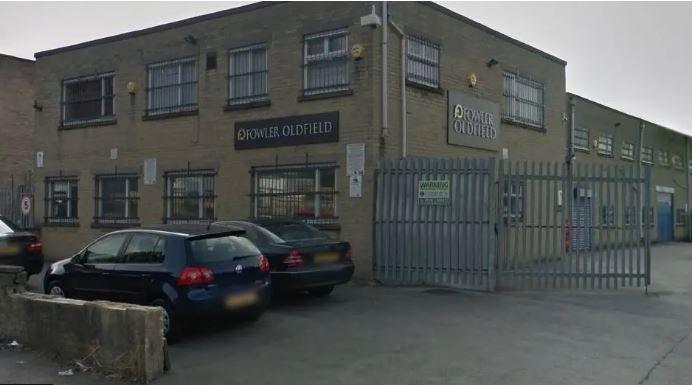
[3, 243, 692, 385]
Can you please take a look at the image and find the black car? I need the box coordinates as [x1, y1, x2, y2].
[0, 215, 43, 275]
[43, 224, 272, 339]
[214, 219, 354, 297]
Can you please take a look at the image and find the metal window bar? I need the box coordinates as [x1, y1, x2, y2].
[163, 171, 216, 223]
[228, 44, 269, 105]
[597, 134, 614, 156]
[94, 175, 139, 224]
[621, 142, 635, 160]
[61, 73, 115, 126]
[146, 58, 198, 115]
[44, 178, 79, 224]
[406, 36, 440, 88]
[573, 126, 589, 150]
[502, 72, 544, 128]
[303, 29, 349, 95]
[251, 164, 338, 225]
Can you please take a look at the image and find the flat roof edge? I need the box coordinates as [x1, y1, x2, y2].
[0, 53, 35, 63]
[34, 1, 284, 59]
[421, 2, 567, 66]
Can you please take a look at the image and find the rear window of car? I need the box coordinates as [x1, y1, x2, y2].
[262, 222, 329, 242]
[0, 217, 20, 233]
[189, 235, 260, 263]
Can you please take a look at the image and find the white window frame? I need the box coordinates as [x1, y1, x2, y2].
[641, 146, 654, 165]
[658, 149, 669, 166]
[303, 29, 349, 95]
[46, 178, 78, 223]
[621, 142, 635, 160]
[406, 36, 440, 88]
[61, 72, 115, 125]
[502, 71, 545, 129]
[672, 154, 683, 170]
[164, 171, 215, 223]
[573, 126, 590, 151]
[228, 43, 269, 105]
[596, 134, 614, 156]
[146, 57, 197, 116]
[95, 175, 139, 224]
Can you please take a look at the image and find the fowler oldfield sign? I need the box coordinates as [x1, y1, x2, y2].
[417, 179, 450, 206]
[235, 112, 339, 149]
[447, 91, 500, 150]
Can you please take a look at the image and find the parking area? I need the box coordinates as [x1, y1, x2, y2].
[3, 243, 692, 385]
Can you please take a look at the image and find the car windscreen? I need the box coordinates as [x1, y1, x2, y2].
[189, 235, 260, 263]
[0, 217, 20, 234]
[261, 222, 329, 242]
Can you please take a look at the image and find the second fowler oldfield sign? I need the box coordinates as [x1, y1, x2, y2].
[417, 179, 450, 206]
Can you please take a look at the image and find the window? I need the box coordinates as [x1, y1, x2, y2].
[658, 150, 669, 166]
[601, 205, 615, 226]
[624, 206, 637, 227]
[61, 72, 114, 126]
[303, 29, 349, 95]
[641, 146, 654, 165]
[45, 178, 78, 224]
[146, 57, 197, 116]
[228, 44, 268, 105]
[122, 234, 165, 264]
[672, 154, 683, 170]
[253, 165, 337, 225]
[406, 36, 440, 88]
[689, 159, 692, 174]
[643, 207, 655, 227]
[82, 233, 128, 264]
[189, 235, 259, 263]
[676, 208, 687, 225]
[596, 134, 614, 156]
[164, 171, 215, 223]
[95, 175, 139, 225]
[502, 72, 544, 128]
[621, 142, 635, 160]
[503, 180, 524, 222]
[573, 126, 589, 151]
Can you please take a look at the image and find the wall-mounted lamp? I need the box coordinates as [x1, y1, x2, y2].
[487, 58, 499, 67]
[126, 81, 137, 95]
[184, 34, 197, 45]
[32, 100, 43, 111]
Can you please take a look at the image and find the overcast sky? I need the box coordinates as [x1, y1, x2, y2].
[1, 1, 690, 135]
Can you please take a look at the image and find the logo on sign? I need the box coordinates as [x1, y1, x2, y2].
[234, 112, 339, 150]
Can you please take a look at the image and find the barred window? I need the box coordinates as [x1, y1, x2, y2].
[621, 142, 635, 160]
[624, 206, 637, 226]
[45, 178, 78, 224]
[147, 57, 197, 116]
[658, 149, 669, 166]
[502, 180, 524, 222]
[596, 134, 613, 156]
[672, 154, 683, 170]
[61, 72, 114, 126]
[406, 36, 440, 88]
[253, 165, 337, 225]
[676, 208, 687, 225]
[95, 175, 139, 225]
[503, 72, 544, 128]
[601, 205, 615, 226]
[573, 126, 589, 151]
[641, 146, 653, 165]
[303, 29, 349, 95]
[164, 171, 215, 223]
[229, 44, 268, 105]
[689, 159, 692, 174]
[643, 207, 655, 227]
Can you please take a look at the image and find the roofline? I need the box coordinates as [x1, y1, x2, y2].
[34, 1, 284, 58]
[568, 92, 685, 136]
[421, 2, 567, 66]
[0, 53, 34, 64]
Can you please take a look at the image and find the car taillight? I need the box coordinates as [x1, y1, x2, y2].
[258, 255, 270, 273]
[283, 249, 303, 268]
[25, 238, 42, 254]
[345, 245, 352, 261]
[177, 266, 214, 286]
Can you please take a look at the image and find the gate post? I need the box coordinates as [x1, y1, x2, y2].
[644, 165, 652, 286]
[495, 158, 505, 290]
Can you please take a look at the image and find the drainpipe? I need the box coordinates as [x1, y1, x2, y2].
[687, 136, 691, 240]
[639, 121, 645, 241]
[389, 19, 406, 158]
[381, 2, 389, 139]
[568, 98, 576, 165]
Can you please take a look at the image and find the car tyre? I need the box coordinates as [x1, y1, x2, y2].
[46, 281, 67, 298]
[307, 285, 334, 298]
[151, 298, 181, 343]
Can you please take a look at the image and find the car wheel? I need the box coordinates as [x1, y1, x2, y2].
[47, 281, 66, 298]
[307, 285, 334, 298]
[151, 299, 181, 342]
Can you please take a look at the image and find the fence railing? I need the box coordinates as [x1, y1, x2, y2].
[0, 172, 36, 229]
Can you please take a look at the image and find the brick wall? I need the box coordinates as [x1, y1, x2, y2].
[0, 54, 34, 182]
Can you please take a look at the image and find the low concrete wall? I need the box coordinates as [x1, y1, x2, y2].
[0, 265, 166, 383]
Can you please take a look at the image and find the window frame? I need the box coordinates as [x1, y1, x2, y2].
[641, 146, 654, 165]
[251, 163, 339, 226]
[658, 149, 669, 167]
[502, 179, 525, 223]
[60, 72, 115, 127]
[120, 233, 166, 264]
[228, 43, 269, 105]
[302, 28, 350, 96]
[163, 170, 216, 223]
[573, 126, 590, 152]
[621, 142, 635, 161]
[44, 177, 79, 225]
[596, 133, 614, 157]
[502, 71, 545, 129]
[146, 57, 198, 116]
[94, 174, 140, 225]
[671, 154, 683, 170]
[406, 36, 441, 89]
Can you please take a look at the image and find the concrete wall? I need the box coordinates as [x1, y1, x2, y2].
[0, 54, 34, 182]
[0, 265, 165, 383]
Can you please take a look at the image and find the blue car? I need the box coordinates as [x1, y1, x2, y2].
[43, 224, 271, 340]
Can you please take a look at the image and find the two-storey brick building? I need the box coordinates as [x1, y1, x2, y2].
[0, 53, 34, 182]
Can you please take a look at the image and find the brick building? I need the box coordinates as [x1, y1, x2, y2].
[29, 1, 689, 277]
[0, 53, 34, 182]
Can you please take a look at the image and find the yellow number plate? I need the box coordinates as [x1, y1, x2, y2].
[0, 245, 19, 256]
[225, 291, 258, 309]
[314, 252, 339, 264]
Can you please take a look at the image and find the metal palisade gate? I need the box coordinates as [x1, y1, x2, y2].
[374, 157, 497, 291]
[497, 160, 651, 289]
[0, 172, 36, 229]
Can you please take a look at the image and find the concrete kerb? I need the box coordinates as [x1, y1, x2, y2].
[0, 265, 167, 383]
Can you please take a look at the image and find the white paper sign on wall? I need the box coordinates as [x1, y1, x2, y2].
[143, 158, 157, 185]
[36, 151, 44, 168]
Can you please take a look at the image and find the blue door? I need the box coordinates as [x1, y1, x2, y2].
[656, 192, 673, 242]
